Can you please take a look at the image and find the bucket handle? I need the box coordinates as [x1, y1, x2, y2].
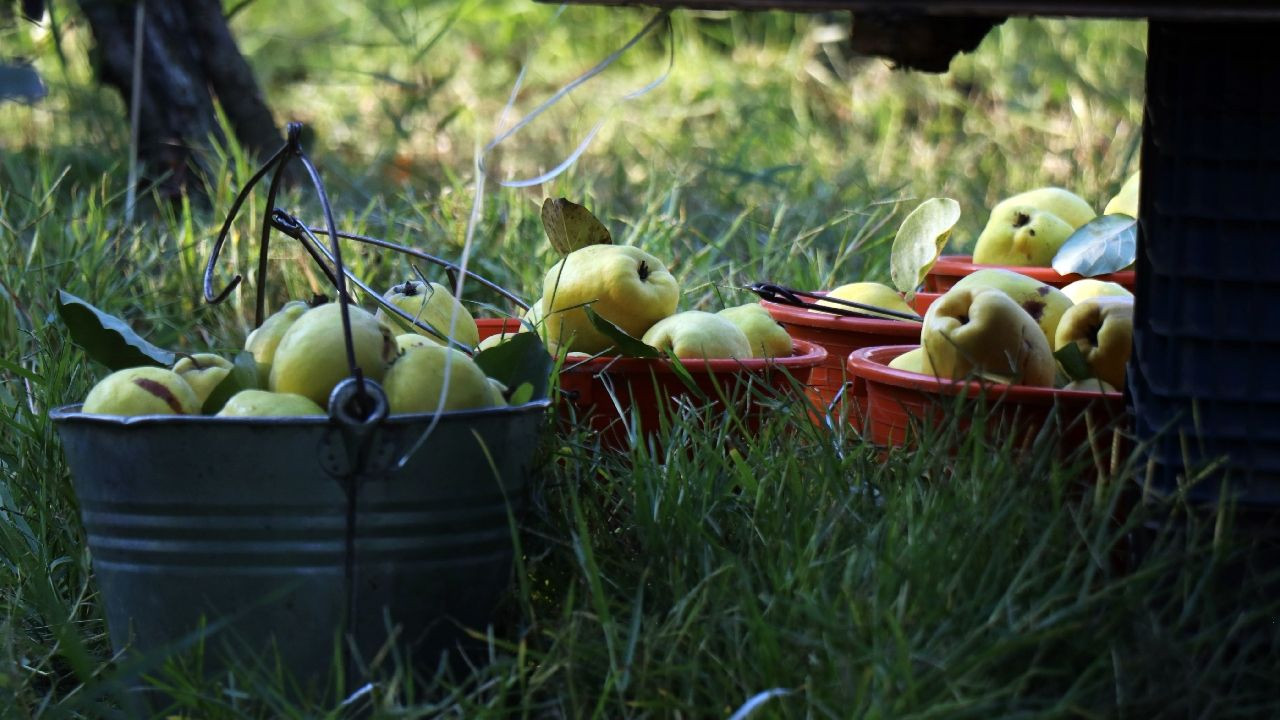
[201, 123, 533, 419]
[202, 122, 376, 419]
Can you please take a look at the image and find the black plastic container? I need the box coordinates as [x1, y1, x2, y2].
[1133, 21, 1280, 508]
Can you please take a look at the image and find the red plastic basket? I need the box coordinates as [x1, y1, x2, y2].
[846, 345, 1130, 456]
[476, 317, 524, 340]
[761, 295, 933, 428]
[923, 255, 1137, 292]
[477, 318, 826, 447]
[558, 339, 827, 448]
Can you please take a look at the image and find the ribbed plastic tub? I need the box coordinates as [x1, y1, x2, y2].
[1133, 21, 1280, 509]
[761, 296, 930, 428]
[476, 316, 523, 339]
[558, 339, 826, 448]
[50, 399, 549, 698]
[846, 345, 1129, 455]
[924, 255, 1136, 292]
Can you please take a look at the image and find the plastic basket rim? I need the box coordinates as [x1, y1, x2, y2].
[760, 298, 925, 335]
[559, 338, 827, 375]
[846, 344, 1125, 405]
[929, 254, 1137, 285]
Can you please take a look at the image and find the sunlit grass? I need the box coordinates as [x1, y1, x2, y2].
[3, 2, 1275, 718]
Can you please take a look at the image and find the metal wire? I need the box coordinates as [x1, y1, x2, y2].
[746, 282, 922, 322]
[202, 123, 529, 415]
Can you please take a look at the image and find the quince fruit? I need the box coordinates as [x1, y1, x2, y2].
[383, 344, 496, 413]
[542, 244, 679, 354]
[1060, 279, 1131, 305]
[888, 347, 926, 373]
[1103, 172, 1140, 218]
[82, 366, 201, 416]
[269, 303, 399, 406]
[486, 378, 509, 407]
[521, 297, 546, 331]
[172, 353, 234, 406]
[216, 390, 324, 416]
[475, 333, 508, 352]
[972, 188, 1096, 266]
[641, 310, 752, 360]
[816, 282, 917, 318]
[1054, 296, 1134, 391]
[245, 300, 308, 386]
[375, 280, 480, 349]
[717, 303, 793, 358]
[921, 287, 1055, 387]
[952, 268, 1073, 348]
[396, 333, 437, 354]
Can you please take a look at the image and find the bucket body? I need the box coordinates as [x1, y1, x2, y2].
[924, 255, 1137, 293]
[51, 400, 548, 691]
[762, 298, 925, 428]
[846, 345, 1129, 455]
[557, 339, 826, 448]
[1133, 21, 1280, 508]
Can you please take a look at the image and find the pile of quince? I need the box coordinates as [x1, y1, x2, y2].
[893, 270, 1133, 392]
[820, 174, 1139, 393]
[80, 282, 512, 418]
[480, 201, 796, 362]
[970, 173, 1139, 267]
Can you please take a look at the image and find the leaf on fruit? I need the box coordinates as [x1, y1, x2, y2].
[56, 289, 175, 370]
[1051, 215, 1137, 277]
[509, 382, 535, 406]
[201, 352, 260, 414]
[890, 198, 961, 294]
[1054, 343, 1094, 383]
[584, 306, 661, 358]
[474, 332, 553, 401]
[541, 198, 612, 256]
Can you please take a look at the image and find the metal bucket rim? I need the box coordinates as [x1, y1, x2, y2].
[49, 397, 552, 427]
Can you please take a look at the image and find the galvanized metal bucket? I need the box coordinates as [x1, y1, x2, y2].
[51, 389, 549, 693]
[51, 122, 552, 703]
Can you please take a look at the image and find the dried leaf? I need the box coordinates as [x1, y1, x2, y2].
[541, 198, 612, 256]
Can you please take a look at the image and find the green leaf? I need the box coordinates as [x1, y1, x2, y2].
[584, 306, 661, 358]
[474, 332, 553, 402]
[890, 198, 962, 294]
[1051, 215, 1137, 277]
[509, 382, 535, 406]
[201, 352, 260, 414]
[1054, 343, 1094, 383]
[56, 289, 175, 370]
[541, 198, 612, 256]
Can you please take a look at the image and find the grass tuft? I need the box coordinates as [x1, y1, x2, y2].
[3, 4, 1276, 718]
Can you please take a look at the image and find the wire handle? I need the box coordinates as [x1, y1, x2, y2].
[747, 282, 922, 322]
[204, 121, 375, 416]
[203, 123, 533, 417]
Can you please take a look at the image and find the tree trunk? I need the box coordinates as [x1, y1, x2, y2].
[75, 0, 282, 197]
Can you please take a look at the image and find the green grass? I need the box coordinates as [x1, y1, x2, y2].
[2, 2, 1277, 717]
